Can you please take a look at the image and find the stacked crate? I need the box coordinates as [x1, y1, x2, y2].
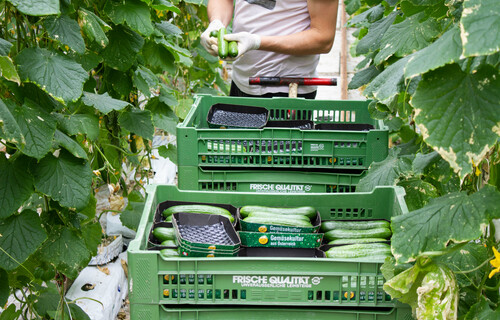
[128, 185, 412, 319]
[176, 94, 388, 193]
[127, 95, 413, 319]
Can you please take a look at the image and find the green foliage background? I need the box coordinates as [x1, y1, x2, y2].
[0, 0, 226, 318]
[346, 0, 500, 317]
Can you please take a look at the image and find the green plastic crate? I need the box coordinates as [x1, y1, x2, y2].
[128, 185, 408, 307]
[177, 166, 364, 193]
[177, 95, 388, 170]
[130, 304, 414, 320]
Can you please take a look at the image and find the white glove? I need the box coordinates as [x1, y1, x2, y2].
[224, 32, 261, 60]
[201, 19, 225, 56]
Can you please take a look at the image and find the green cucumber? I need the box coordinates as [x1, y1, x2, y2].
[321, 220, 390, 232]
[162, 204, 234, 223]
[243, 216, 313, 228]
[328, 238, 388, 245]
[228, 41, 238, 57]
[160, 248, 179, 259]
[218, 27, 228, 59]
[325, 227, 392, 241]
[165, 215, 172, 222]
[161, 240, 177, 247]
[325, 243, 391, 259]
[152, 227, 175, 242]
[247, 211, 311, 222]
[210, 30, 218, 37]
[240, 206, 317, 219]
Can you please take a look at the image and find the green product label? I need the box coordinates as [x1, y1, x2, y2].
[249, 183, 313, 193]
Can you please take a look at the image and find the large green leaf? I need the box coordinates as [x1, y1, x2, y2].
[120, 191, 145, 231]
[16, 48, 88, 103]
[43, 15, 85, 54]
[82, 222, 102, 256]
[374, 13, 440, 64]
[158, 143, 177, 164]
[465, 296, 500, 319]
[33, 150, 92, 210]
[0, 56, 20, 84]
[356, 12, 397, 55]
[0, 38, 12, 56]
[105, 0, 154, 36]
[460, 0, 500, 57]
[133, 66, 159, 97]
[0, 99, 24, 145]
[142, 41, 176, 74]
[397, 177, 439, 211]
[13, 100, 57, 159]
[391, 185, 500, 263]
[54, 129, 88, 159]
[405, 26, 462, 79]
[436, 242, 489, 287]
[146, 97, 178, 135]
[0, 155, 34, 219]
[349, 4, 385, 26]
[39, 226, 91, 279]
[363, 55, 412, 103]
[78, 8, 110, 48]
[8, 0, 59, 16]
[412, 64, 500, 179]
[54, 113, 99, 141]
[356, 148, 413, 192]
[118, 108, 154, 140]
[0, 268, 8, 306]
[155, 21, 182, 38]
[0, 210, 47, 271]
[82, 92, 130, 114]
[102, 25, 144, 72]
[348, 64, 382, 90]
[0, 304, 21, 320]
[152, 0, 181, 13]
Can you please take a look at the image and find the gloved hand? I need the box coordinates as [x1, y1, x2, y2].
[200, 19, 225, 56]
[224, 32, 261, 60]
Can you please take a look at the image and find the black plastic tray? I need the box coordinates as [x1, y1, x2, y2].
[265, 120, 314, 130]
[207, 103, 269, 128]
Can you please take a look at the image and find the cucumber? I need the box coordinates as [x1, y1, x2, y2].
[247, 211, 312, 222]
[210, 30, 219, 38]
[161, 240, 177, 247]
[228, 41, 238, 58]
[240, 206, 317, 219]
[325, 243, 391, 259]
[162, 204, 234, 223]
[160, 248, 179, 259]
[243, 216, 313, 228]
[218, 27, 228, 59]
[165, 215, 172, 222]
[325, 227, 392, 241]
[328, 238, 388, 245]
[152, 227, 175, 242]
[321, 220, 390, 232]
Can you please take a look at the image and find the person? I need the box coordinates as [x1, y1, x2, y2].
[200, 0, 339, 99]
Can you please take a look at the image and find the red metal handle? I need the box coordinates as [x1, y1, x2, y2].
[249, 77, 337, 86]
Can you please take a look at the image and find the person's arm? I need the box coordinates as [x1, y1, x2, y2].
[259, 0, 339, 55]
[207, 0, 234, 27]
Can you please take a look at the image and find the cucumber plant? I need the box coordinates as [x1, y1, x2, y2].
[0, 0, 225, 318]
[347, 0, 500, 317]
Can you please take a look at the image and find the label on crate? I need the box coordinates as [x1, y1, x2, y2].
[232, 275, 324, 288]
[310, 143, 325, 152]
[249, 183, 313, 193]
